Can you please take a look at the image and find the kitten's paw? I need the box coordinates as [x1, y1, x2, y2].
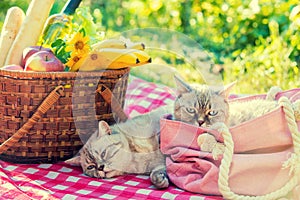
[197, 133, 217, 152]
[150, 167, 169, 189]
[197, 133, 225, 160]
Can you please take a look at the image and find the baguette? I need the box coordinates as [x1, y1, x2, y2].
[0, 7, 25, 67]
[5, 0, 55, 66]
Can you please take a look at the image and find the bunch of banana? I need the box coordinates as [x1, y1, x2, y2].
[91, 38, 145, 51]
[91, 39, 127, 49]
[71, 38, 151, 71]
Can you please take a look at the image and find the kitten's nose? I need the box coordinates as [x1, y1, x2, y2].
[98, 165, 105, 171]
[198, 120, 205, 126]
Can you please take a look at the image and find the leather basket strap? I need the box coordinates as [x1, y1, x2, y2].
[96, 84, 128, 123]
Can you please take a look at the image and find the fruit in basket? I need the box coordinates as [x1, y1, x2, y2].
[70, 46, 153, 71]
[108, 50, 152, 69]
[24, 51, 64, 72]
[126, 42, 145, 50]
[92, 39, 127, 50]
[131, 50, 151, 63]
[5, 0, 55, 66]
[0, 6, 25, 67]
[70, 49, 139, 71]
[97, 48, 140, 64]
[22, 46, 52, 67]
[1, 64, 24, 71]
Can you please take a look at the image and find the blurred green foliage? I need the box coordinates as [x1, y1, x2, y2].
[1, 0, 300, 93]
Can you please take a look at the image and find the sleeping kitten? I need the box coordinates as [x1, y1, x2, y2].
[66, 106, 172, 189]
[66, 76, 234, 189]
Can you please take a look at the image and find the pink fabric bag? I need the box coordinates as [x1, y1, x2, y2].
[160, 88, 300, 199]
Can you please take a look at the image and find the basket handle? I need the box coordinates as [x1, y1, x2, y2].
[96, 84, 128, 123]
[0, 85, 65, 154]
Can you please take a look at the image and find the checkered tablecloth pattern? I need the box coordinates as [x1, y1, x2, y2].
[124, 77, 176, 117]
[0, 76, 222, 200]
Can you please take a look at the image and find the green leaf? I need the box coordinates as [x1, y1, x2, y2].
[51, 39, 65, 48]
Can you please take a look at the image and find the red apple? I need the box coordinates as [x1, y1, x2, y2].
[22, 46, 52, 67]
[1, 64, 24, 71]
[24, 51, 65, 72]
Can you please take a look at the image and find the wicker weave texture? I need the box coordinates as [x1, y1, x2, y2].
[0, 68, 130, 163]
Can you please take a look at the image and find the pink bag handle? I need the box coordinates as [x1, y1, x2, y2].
[216, 96, 300, 199]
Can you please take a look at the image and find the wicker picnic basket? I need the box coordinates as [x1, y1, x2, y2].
[0, 68, 129, 163]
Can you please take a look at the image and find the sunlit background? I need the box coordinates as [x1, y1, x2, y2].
[1, 0, 300, 93]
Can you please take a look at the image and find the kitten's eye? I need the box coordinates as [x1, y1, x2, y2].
[208, 110, 218, 116]
[87, 165, 95, 170]
[186, 107, 196, 113]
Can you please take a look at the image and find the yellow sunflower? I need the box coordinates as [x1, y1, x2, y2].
[65, 32, 90, 55]
[65, 51, 88, 71]
[66, 53, 80, 68]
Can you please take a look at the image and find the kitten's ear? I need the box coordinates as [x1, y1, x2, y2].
[218, 81, 236, 99]
[65, 155, 81, 166]
[97, 121, 111, 138]
[174, 75, 192, 94]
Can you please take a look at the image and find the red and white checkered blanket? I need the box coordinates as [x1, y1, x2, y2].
[0, 76, 222, 200]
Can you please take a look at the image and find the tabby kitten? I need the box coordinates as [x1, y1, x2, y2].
[173, 76, 235, 127]
[180, 78, 279, 156]
[66, 105, 173, 189]
[174, 77, 278, 127]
